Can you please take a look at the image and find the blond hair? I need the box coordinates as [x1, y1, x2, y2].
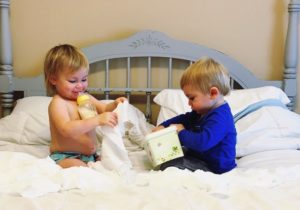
[43, 44, 89, 96]
[180, 57, 231, 95]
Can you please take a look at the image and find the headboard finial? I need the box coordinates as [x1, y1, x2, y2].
[283, 0, 300, 110]
[0, 0, 10, 8]
[0, 0, 13, 117]
[289, 1, 300, 12]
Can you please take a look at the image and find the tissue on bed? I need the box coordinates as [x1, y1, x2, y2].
[97, 101, 132, 172]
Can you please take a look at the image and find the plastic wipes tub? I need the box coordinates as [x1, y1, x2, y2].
[144, 126, 184, 168]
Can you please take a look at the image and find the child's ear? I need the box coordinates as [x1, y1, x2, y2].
[49, 75, 57, 85]
[209, 87, 219, 99]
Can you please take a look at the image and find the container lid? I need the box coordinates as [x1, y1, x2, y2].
[77, 94, 90, 105]
[145, 126, 177, 140]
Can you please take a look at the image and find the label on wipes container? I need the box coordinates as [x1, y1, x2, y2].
[144, 126, 184, 167]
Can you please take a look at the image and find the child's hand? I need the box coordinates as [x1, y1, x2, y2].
[103, 97, 127, 112]
[114, 97, 127, 105]
[98, 112, 118, 127]
[152, 125, 165, 132]
[170, 124, 185, 132]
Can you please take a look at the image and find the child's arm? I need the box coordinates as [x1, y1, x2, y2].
[152, 112, 190, 132]
[104, 97, 127, 112]
[178, 113, 232, 152]
[91, 95, 127, 113]
[170, 124, 185, 132]
[152, 124, 184, 133]
[152, 125, 165, 132]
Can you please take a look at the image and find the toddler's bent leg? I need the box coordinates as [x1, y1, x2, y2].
[159, 157, 185, 170]
[160, 155, 210, 172]
[58, 158, 87, 168]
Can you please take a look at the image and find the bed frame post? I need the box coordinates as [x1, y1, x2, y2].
[0, 0, 13, 117]
[284, 0, 300, 110]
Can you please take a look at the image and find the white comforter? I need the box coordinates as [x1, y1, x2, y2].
[0, 151, 300, 210]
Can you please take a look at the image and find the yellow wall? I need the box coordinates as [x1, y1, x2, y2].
[10, 0, 300, 113]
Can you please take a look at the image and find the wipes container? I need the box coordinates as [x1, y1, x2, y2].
[144, 126, 184, 167]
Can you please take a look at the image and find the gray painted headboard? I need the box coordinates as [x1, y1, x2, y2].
[0, 0, 299, 119]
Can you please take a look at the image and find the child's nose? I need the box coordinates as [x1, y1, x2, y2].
[75, 83, 84, 90]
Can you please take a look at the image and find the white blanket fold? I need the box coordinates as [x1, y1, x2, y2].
[97, 101, 132, 172]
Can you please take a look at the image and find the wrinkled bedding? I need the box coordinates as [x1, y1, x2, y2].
[0, 151, 300, 210]
[1, 93, 300, 210]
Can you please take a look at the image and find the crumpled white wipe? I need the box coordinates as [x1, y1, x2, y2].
[97, 101, 132, 173]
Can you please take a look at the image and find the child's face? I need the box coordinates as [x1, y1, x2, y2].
[50, 67, 88, 100]
[182, 85, 216, 114]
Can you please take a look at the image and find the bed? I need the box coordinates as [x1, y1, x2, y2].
[1, 0, 300, 209]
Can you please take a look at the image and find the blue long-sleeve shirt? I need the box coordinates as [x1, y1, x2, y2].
[160, 102, 237, 174]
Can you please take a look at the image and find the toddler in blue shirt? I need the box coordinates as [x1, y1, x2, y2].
[153, 57, 237, 174]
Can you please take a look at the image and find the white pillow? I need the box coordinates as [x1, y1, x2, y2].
[154, 89, 191, 125]
[224, 86, 290, 115]
[153, 89, 191, 115]
[0, 96, 52, 145]
[156, 107, 179, 126]
[235, 106, 300, 157]
[154, 86, 290, 124]
[12, 96, 52, 116]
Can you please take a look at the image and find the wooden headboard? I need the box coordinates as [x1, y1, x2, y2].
[0, 0, 299, 120]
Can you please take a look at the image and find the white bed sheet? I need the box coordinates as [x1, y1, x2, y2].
[1, 92, 300, 210]
[0, 142, 49, 158]
[237, 149, 300, 168]
[0, 151, 300, 210]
